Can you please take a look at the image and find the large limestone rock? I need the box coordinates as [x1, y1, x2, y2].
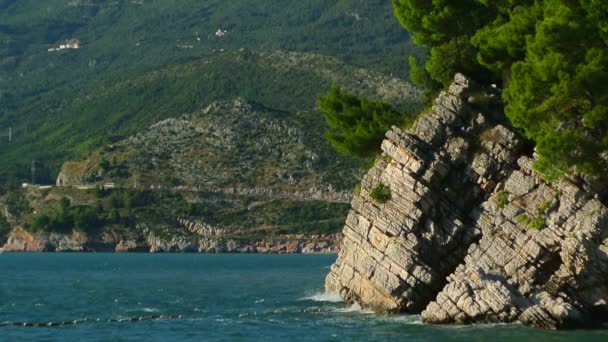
[326, 74, 608, 329]
[421, 159, 608, 328]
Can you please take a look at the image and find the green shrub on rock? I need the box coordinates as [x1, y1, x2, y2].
[497, 191, 510, 209]
[516, 213, 546, 231]
[370, 183, 392, 204]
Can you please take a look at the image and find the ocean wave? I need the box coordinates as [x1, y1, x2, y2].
[0, 315, 185, 328]
[435, 321, 519, 329]
[377, 314, 423, 325]
[127, 307, 160, 313]
[301, 291, 342, 302]
[335, 302, 374, 314]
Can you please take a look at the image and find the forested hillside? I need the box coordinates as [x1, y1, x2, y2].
[0, 0, 422, 186]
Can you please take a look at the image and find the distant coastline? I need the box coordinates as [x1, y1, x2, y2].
[1, 227, 341, 254]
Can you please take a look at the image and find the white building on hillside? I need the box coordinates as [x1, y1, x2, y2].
[48, 39, 80, 52]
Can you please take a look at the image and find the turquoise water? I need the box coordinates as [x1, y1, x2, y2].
[0, 254, 606, 341]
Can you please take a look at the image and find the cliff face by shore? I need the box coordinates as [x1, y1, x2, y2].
[325, 74, 608, 329]
[2, 219, 340, 254]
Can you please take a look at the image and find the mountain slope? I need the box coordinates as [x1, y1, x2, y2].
[2, 48, 420, 184]
[0, 0, 422, 186]
[56, 98, 362, 193]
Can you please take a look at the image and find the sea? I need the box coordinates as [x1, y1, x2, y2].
[0, 254, 606, 341]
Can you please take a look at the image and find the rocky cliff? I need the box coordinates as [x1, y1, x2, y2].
[326, 74, 608, 329]
[2, 220, 340, 254]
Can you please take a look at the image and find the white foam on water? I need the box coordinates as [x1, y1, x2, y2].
[126, 307, 160, 313]
[301, 291, 343, 302]
[437, 321, 518, 330]
[379, 314, 423, 325]
[336, 301, 374, 314]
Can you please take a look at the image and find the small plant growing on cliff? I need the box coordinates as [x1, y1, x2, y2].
[496, 191, 509, 209]
[353, 184, 361, 196]
[370, 183, 391, 204]
[516, 213, 546, 231]
[527, 217, 546, 230]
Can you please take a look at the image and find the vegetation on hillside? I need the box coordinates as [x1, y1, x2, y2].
[0, 0, 423, 187]
[393, 0, 608, 180]
[11, 187, 349, 239]
[57, 98, 369, 191]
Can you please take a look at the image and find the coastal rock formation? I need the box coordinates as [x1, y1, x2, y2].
[1, 221, 340, 254]
[196, 234, 340, 254]
[422, 162, 608, 328]
[326, 74, 608, 329]
[3, 227, 88, 252]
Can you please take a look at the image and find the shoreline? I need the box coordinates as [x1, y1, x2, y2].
[1, 227, 342, 254]
[0, 250, 339, 255]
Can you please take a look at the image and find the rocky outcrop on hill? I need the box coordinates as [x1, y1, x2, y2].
[55, 98, 363, 195]
[326, 74, 608, 329]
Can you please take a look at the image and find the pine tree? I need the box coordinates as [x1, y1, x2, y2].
[317, 84, 409, 158]
[393, 0, 608, 180]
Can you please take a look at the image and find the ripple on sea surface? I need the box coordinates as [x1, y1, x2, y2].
[0, 254, 607, 341]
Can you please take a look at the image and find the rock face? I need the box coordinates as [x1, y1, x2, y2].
[3, 227, 89, 252]
[326, 74, 608, 329]
[1, 221, 340, 255]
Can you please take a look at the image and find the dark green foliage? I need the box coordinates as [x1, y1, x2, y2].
[108, 193, 123, 209]
[31, 214, 51, 232]
[124, 190, 156, 208]
[73, 206, 101, 233]
[30, 205, 102, 234]
[1, 188, 30, 217]
[13, 186, 349, 237]
[370, 183, 391, 204]
[393, 0, 494, 94]
[318, 85, 413, 158]
[94, 185, 107, 198]
[0, 216, 10, 243]
[59, 197, 71, 212]
[503, 1, 608, 180]
[109, 209, 121, 224]
[98, 158, 110, 171]
[393, 0, 608, 180]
